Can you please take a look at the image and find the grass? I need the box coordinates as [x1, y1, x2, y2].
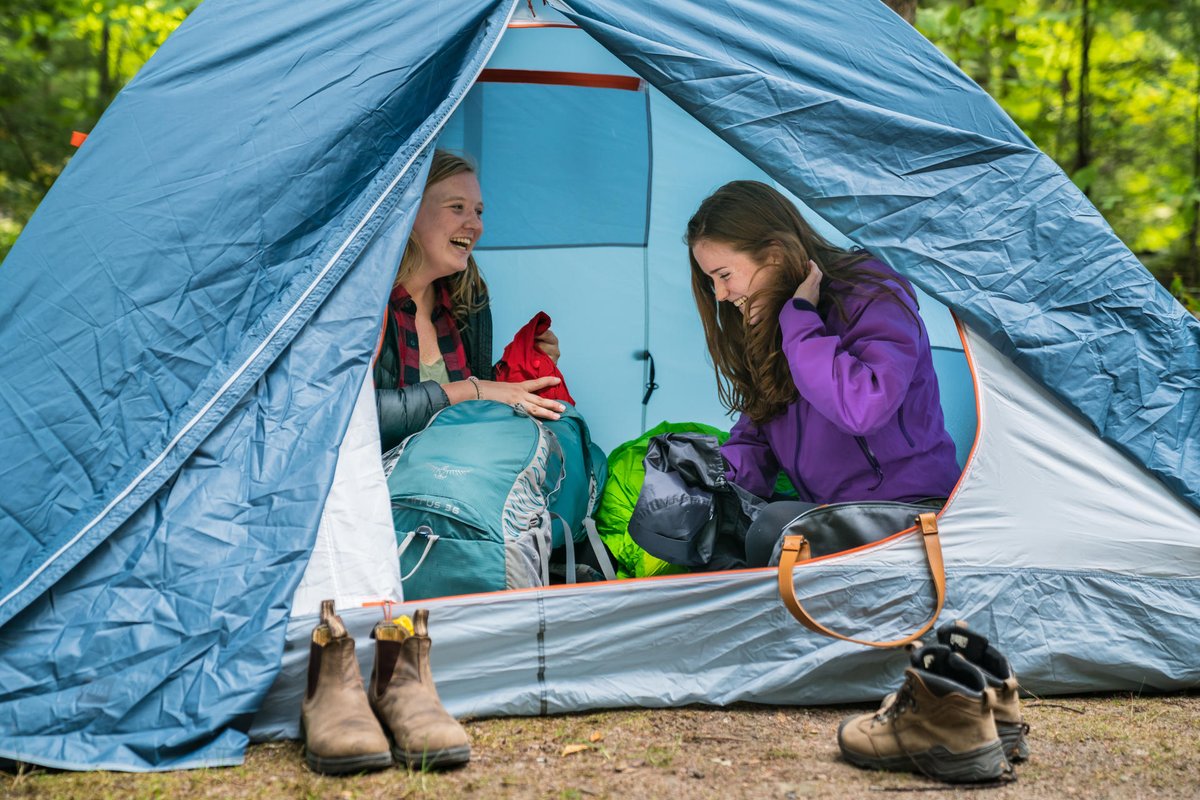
[7, 693, 1200, 799]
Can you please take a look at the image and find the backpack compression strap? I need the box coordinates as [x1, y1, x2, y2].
[776, 511, 946, 648]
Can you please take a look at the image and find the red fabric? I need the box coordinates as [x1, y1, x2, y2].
[495, 312, 576, 404]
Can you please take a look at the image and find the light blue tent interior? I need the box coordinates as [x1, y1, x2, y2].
[446, 20, 976, 460]
[1, 0, 1197, 772]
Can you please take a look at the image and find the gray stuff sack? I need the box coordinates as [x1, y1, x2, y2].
[627, 432, 764, 571]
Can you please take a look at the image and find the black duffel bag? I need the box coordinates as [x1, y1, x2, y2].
[771, 499, 948, 649]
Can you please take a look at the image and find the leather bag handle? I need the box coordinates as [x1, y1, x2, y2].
[776, 511, 945, 648]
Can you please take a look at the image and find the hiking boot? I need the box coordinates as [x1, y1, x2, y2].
[938, 621, 1029, 762]
[838, 645, 1009, 783]
[300, 600, 393, 775]
[369, 609, 471, 770]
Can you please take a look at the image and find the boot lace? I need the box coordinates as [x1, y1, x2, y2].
[875, 680, 918, 725]
[876, 677, 1018, 789]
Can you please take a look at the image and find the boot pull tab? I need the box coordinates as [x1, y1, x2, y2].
[319, 599, 347, 639]
[981, 685, 998, 711]
[413, 608, 430, 638]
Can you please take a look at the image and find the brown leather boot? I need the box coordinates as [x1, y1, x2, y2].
[369, 609, 471, 770]
[937, 621, 1029, 762]
[838, 645, 1009, 783]
[300, 600, 393, 775]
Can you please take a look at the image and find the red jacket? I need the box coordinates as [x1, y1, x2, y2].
[494, 312, 576, 405]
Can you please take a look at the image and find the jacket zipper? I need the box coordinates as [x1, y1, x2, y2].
[897, 406, 916, 448]
[855, 436, 884, 490]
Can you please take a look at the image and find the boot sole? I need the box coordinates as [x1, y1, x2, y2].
[392, 743, 471, 771]
[303, 747, 393, 776]
[998, 722, 1029, 763]
[838, 720, 1008, 783]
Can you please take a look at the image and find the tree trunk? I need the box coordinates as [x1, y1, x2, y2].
[1074, 0, 1093, 182]
[1055, 69, 1071, 161]
[0, 107, 45, 184]
[98, 19, 115, 116]
[882, 0, 917, 26]
[1189, 8, 1200, 287]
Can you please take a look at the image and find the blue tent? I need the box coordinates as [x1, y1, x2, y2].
[1, 0, 1197, 771]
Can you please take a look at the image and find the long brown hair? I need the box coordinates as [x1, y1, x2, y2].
[686, 180, 915, 423]
[393, 149, 488, 323]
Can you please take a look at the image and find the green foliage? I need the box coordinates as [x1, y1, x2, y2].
[918, 0, 1200, 284]
[0, 0, 197, 261]
[1169, 273, 1200, 314]
[1, 1, 1198, 287]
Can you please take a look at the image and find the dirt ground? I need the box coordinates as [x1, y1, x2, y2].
[7, 693, 1199, 799]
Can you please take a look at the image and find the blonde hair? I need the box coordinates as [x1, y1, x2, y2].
[393, 149, 488, 322]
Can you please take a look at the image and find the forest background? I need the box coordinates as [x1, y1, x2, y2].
[1, 0, 1199, 313]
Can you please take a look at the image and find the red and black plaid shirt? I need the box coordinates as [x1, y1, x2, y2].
[387, 282, 472, 389]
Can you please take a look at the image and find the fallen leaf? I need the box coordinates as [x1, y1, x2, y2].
[561, 744, 590, 757]
[589, 731, 604, 743]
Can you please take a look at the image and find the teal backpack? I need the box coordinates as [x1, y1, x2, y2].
[384, 401, 609, 601]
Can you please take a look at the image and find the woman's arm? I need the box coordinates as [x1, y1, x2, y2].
[780, 286, 923, 437]
[721, 415, 781, 499]
[376, 381, 451, 451]
[376, 375, 568, 451]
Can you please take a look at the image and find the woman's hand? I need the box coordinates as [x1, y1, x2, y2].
[794, 260, 822, 306]
[475, 377, 566, 420]
[535, 328, 561, 364]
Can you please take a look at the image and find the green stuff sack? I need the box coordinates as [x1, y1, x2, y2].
[596, 421, 797, 579]
[595, 422, 727, 579]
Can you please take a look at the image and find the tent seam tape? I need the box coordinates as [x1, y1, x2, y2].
[537, 591, 548, 715]
[0, 0, 522, 615]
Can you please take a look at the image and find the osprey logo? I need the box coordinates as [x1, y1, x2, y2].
[429, 463, 472, 480]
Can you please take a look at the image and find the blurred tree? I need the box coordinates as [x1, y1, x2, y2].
[2, 0, 1198, 305]
[0, 0, 197, 260]
[918, 0, 1200, 298]
[883, 0, 919, 25]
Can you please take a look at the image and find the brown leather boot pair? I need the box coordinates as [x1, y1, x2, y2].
[300, 601, 470, 774]
[838, 622, 1028, 784]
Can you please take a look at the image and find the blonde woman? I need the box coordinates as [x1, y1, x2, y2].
[374, 150, 565, 449]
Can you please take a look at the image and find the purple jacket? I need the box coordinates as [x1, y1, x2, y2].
[722, 261, 961, 504]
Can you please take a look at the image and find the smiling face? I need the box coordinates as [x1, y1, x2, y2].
[691, 238, 775, 320]
[410, 171, 484, 281]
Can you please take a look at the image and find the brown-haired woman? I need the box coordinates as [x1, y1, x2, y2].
[686, 180, 960, 566]
[374, 150, 565, 450]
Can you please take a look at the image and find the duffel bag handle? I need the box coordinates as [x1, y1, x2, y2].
[776, 511, 945, 648]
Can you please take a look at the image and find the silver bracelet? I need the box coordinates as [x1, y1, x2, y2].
[467, 375, 482, 400]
